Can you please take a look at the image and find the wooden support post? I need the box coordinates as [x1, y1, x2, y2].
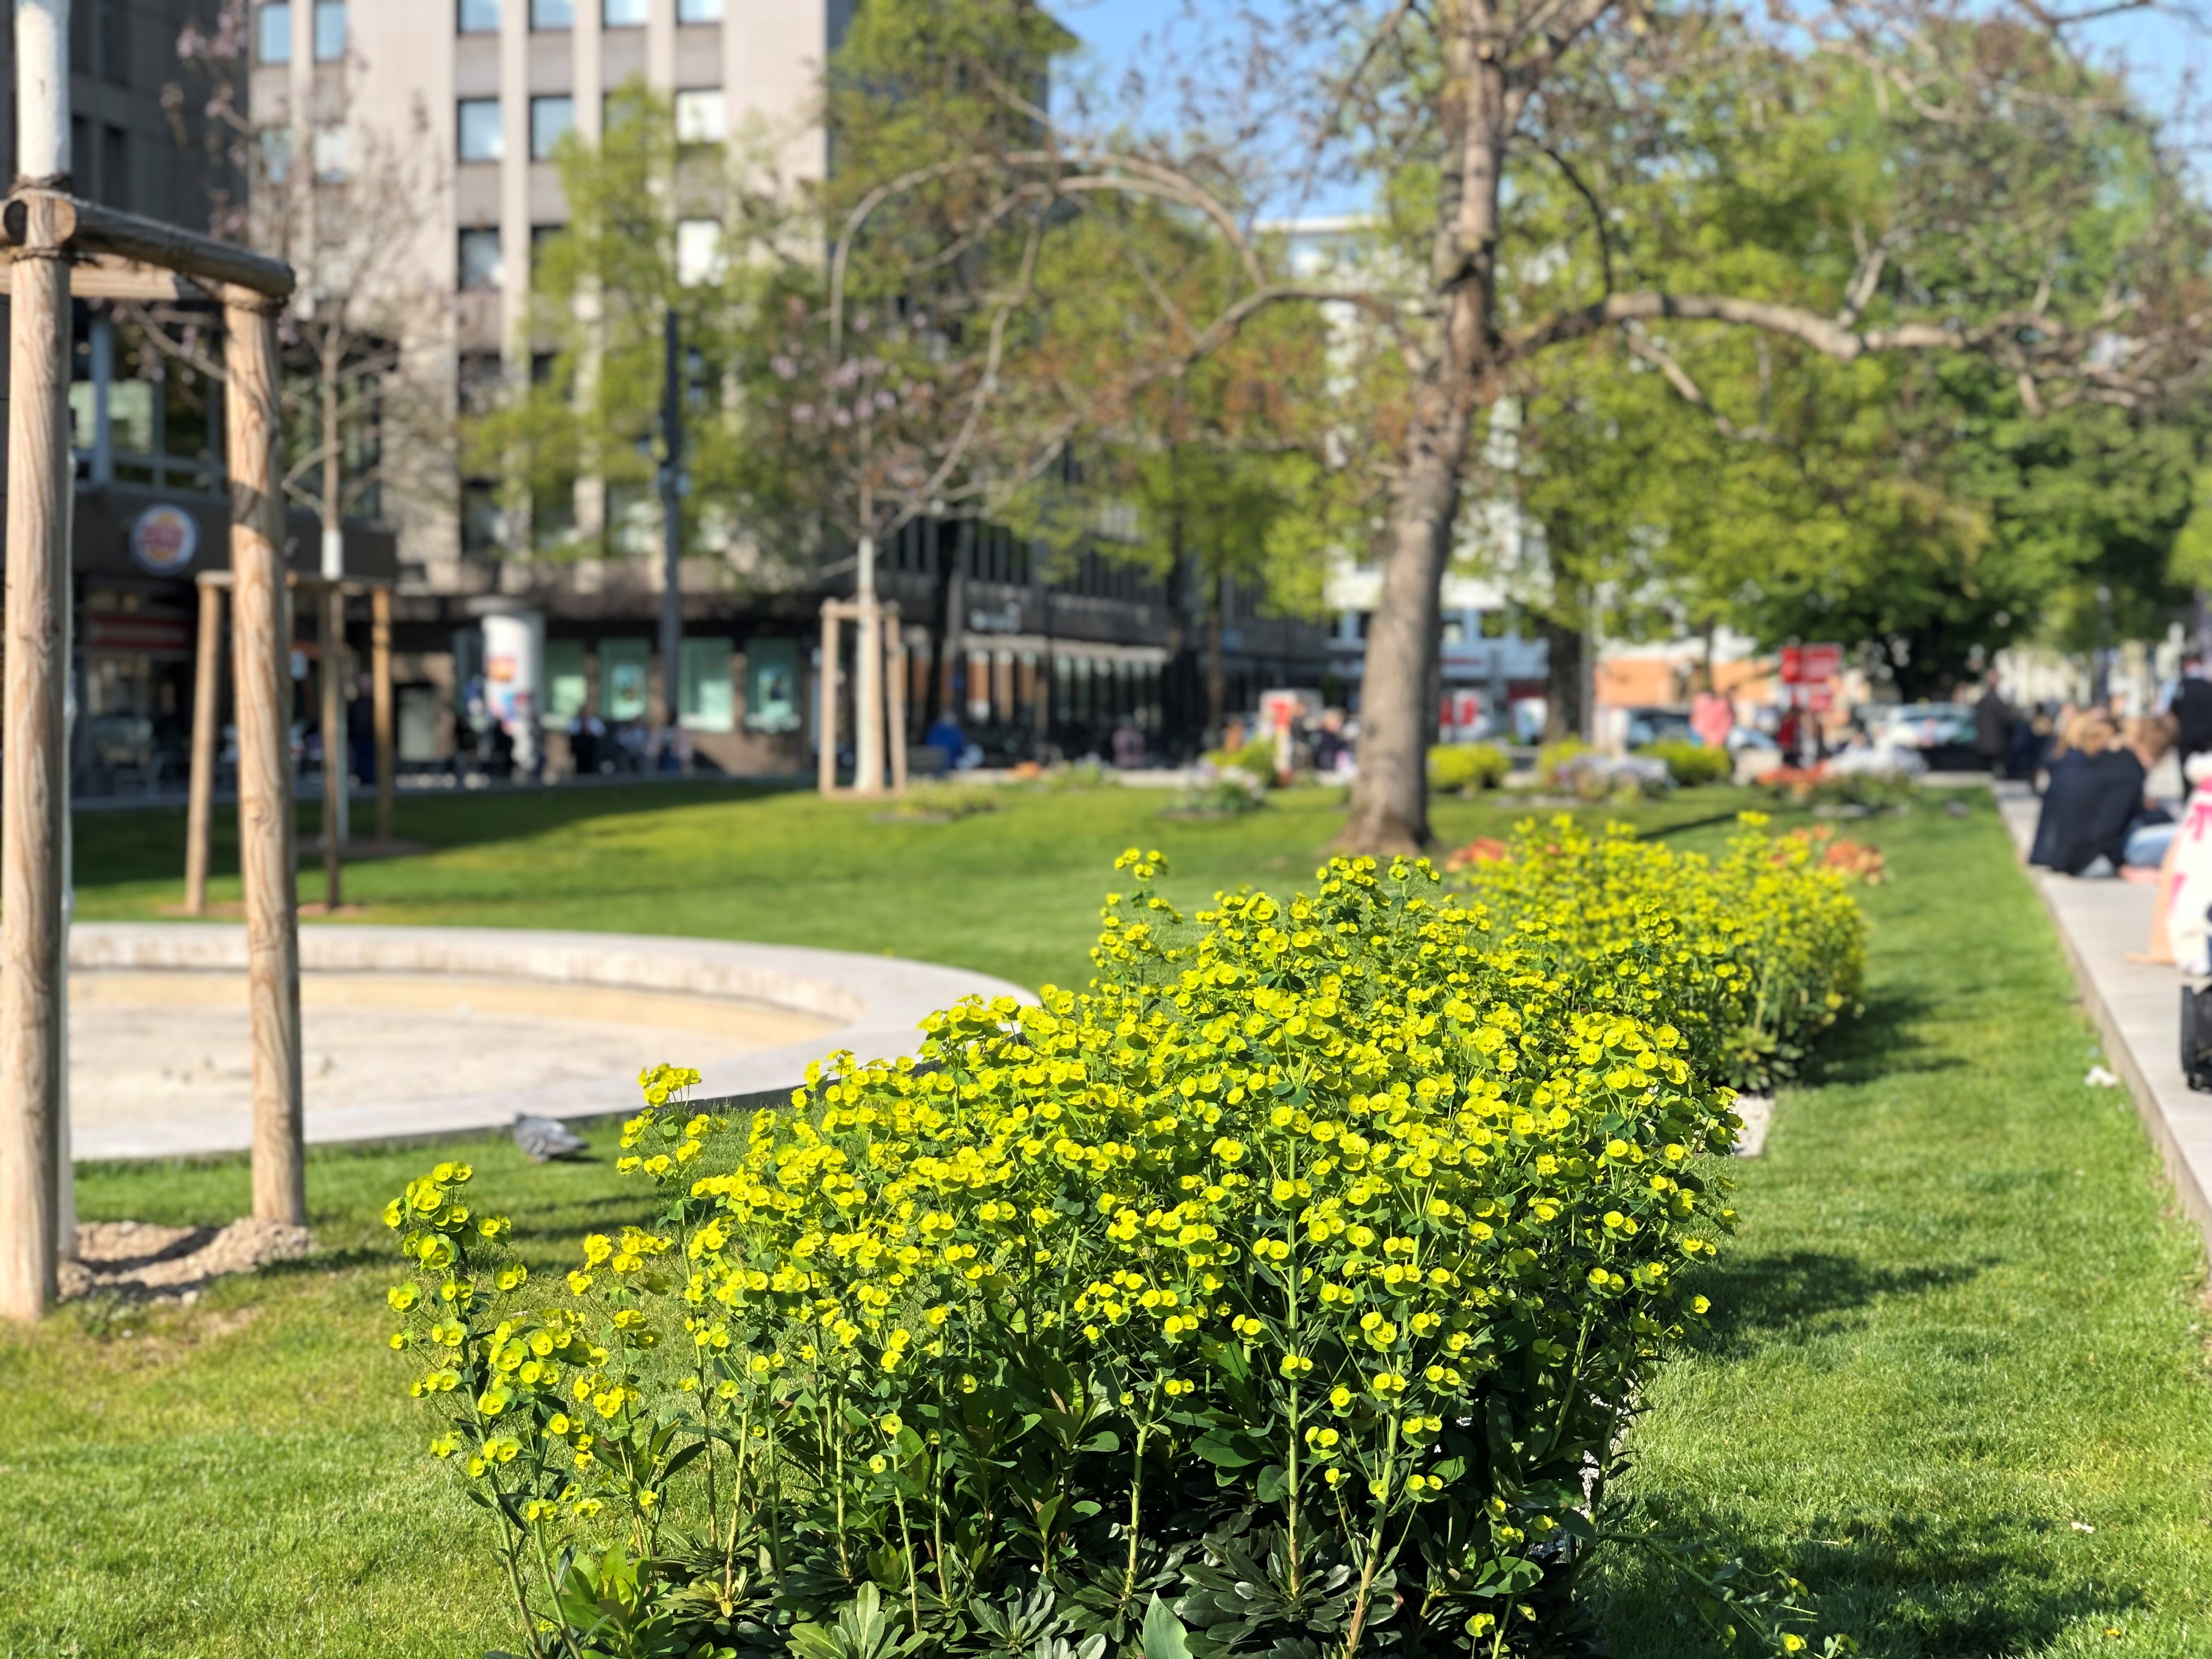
[853, 538, 883, 797]
[817, 604, 839, 796]
[222, 290, 304, 1227]
[319, 585, 343, 910]
[371, 584, 393, 844]
[183, 578, 222, 915]
[0, 190, 72, 1321]
[886, 608, 908, 796]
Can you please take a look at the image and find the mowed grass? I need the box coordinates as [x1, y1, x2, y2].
[69, 777, 1769, 992]
[13, 782, 2212, 1655]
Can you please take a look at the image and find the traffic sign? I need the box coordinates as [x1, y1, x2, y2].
[1780, 643, 1843, 684]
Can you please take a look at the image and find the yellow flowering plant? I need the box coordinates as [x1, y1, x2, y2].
[1452, 816, 1867, 1091]
[388, 850, 1861, 1659]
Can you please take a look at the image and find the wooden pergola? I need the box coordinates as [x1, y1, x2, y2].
[0, 184, 301, 1319]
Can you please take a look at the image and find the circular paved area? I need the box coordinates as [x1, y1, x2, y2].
[67, 924, 1030, 1160]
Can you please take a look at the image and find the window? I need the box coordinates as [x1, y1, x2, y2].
[544, 640, 587, 722]
[458, 228, 504, 290]
[312, 125, 348, 183]
[674, 88, 724, 144]
[458, 353, 505, 415]
[679, 638, 734, 732]
[529, 95, 574, 160]
[603, 0, 646, 21]
[599, 639, 650, 720]
[257, 2, 291, 62]
[257, 126, 293, 183]
[100, 125, 128, 210]
[461, 482, 505, 554]
[676, 0, 723, 20]
[529, 225, 565, 282]
[675, 218, 723, 287]
[457, 98, 503, 161]
[531, 0, 572, 23]
[458, 0, 499, 30]
[744, 638, 800, 734]
[312, 0, 345, 59]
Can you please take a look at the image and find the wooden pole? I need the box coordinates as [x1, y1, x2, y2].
[817, 603, 839, 796]
[372, 584, 393, 843]
[0, 188, 71, 1322]
[319, 586, 343, 910]
[183, 577, 222, 914]
[222, 290, 304, 1227]
[853, 538, 883, 795]
[886, 607, 908, 795]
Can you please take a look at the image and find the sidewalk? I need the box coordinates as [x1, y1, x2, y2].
[1995, 782, 2212, 1253]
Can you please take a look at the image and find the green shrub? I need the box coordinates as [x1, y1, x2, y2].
[1161, 777, 1267, 818]
[1206, 743, 1279, 787]
[1427, 742, 1509, 795]
[1454, 815, 1866, 1091]
[383, 845, 1858, 1658]
[1638, 740, 1731, 788]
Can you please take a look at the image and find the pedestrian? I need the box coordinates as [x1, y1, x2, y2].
[2170, 654, 2212, 772]
[1972, 669, 2016, 777]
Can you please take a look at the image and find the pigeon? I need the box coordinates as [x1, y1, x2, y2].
[513, 1114, 589, 1162]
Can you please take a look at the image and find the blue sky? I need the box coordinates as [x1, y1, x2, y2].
[1053, 1, 2212, 179]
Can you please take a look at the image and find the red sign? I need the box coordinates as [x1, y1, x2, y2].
[1780, 643, 1843, 685]
[85, 612, 192, 655]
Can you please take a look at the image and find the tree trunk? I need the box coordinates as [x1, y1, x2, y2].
[1205, 568, 1227, 747]
[1540, 614, 1583, 744]
[921, 518, 959, 731]
[1337, 24, 1503, 853]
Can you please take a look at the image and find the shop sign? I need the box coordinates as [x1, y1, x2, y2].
[128, 504, 200, 575]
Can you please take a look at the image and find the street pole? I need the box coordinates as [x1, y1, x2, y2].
[0, 0, 73, 1321]
[658, 307, 683, 763]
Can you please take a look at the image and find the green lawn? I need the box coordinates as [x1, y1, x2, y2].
[20, 782, 2212, 1655]
[72, 778, 1767, 992]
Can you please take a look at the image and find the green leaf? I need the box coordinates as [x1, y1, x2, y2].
[1142, 1594, 1194, 1659]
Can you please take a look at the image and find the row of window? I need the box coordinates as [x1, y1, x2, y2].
[257, 0, 725, 66]
[457, 217, 723, 289]
[256, 2, 346, 64]
[456, 88, 724, 162]
[461, 0, 725, 29]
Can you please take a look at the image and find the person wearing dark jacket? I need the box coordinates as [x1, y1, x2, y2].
[1972, 670, 2016, 776]
[2030, 713, 2145, 875]
[2172, 655, 2212, 768]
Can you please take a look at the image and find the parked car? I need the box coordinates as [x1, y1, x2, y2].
[1872, 702, 1979, 769]
[1621, 705, 1698, 748]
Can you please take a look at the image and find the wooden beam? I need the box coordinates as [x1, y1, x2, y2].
[0, 193, 296, 300]
[222, 293, 305, 1227]
[0, 193, 72, 1321]
[0, 252, 211, 302]
[371, 585, 394, 844]
[183, 579, 223, 915]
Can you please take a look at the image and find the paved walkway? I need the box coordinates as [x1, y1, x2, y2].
[1994, 783, 2212, 1250]
[68, 924, 1030, 1161]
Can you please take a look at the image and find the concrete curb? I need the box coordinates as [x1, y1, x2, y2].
[69, 923, 1032, 1161]
[1991, 786, 2212, 1257]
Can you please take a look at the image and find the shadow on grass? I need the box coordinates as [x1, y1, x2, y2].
[1695, 1249, 1994, 1357]
[1598, 1500, 2145, 1658]
[1796, 988, 1958, 1088]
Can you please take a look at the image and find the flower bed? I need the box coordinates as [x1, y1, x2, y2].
[1449, 816, 1867, 1092]
[382, 844, 1860, 1658]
